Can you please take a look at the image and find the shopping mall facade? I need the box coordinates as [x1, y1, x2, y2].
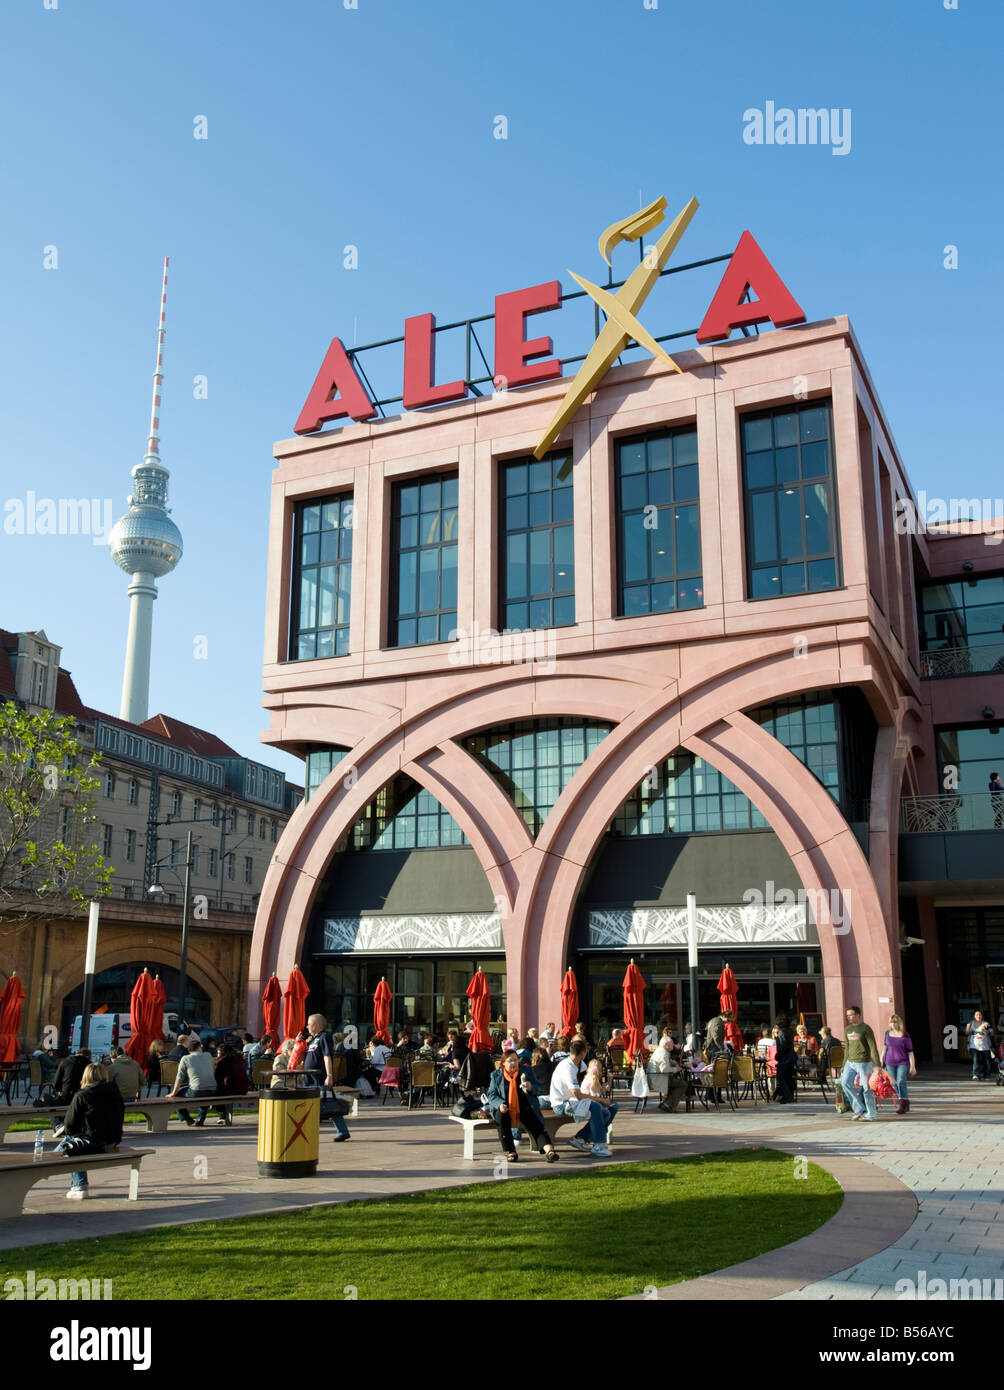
[249, 233, 1003, 1060]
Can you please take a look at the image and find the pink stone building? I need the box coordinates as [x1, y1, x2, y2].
[250, 316, 1004, 1058]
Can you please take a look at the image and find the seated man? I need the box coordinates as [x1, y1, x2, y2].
[485, 1051, 559, 1163]
[167, 1038, 217, 1126]
[106, 1046, 145, 1103]
[549, 1039, 617, 1157]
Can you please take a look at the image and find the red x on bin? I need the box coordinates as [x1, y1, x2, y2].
[278, 1103, 311, 1158]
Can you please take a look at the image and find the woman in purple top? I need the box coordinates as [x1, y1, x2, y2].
[881, 1015, 916, 1115]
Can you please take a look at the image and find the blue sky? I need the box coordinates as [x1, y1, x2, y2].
[0, 0, 998, 780]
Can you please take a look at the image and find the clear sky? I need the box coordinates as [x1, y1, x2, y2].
[0, 0, 998, 781]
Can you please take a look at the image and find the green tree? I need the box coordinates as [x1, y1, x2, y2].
[0, 701, 113, 910]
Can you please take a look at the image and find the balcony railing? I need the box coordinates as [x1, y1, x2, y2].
[900, 793, 1004, 832]
[920, 642, 1004, 679]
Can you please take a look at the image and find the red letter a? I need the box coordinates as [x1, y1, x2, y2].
[696, 231, 805, 343]
[294, 338, 376, 433]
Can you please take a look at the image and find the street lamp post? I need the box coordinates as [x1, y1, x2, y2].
[79, 900, 101, 1052]
[148, 830, 193, 1028]
[687, 890, 701, 1055]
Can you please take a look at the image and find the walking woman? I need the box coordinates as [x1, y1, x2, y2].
[882, 1014, 917, 1115]
[774, 1013, 796, 1103]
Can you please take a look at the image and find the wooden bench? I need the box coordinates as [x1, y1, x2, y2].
[0, 1149, 154, 1218]
[448, 1110, 577, 1160]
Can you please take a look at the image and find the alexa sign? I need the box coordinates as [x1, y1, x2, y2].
[294, 195, 806, 455]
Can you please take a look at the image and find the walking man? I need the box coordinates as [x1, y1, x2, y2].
[840, 1005, 881, 1121]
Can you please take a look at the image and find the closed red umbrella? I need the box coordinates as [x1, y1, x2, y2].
[0, 974, 25, 1065]
[373, 978, 392, 1045]
[124, 969, 157, 1065]
[283, 966, 310, 1041]
[622, 959, 647, 1066]
[262, 974, 282, 1046]
[717, 964, 744, 1048]
[151, 975, 167, 1038]
[466, 971, 493, 1053]
[560, 968, 579, 1037]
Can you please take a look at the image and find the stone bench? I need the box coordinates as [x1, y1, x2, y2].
[448, 1109, 577, 1160]
[0, 1149, 154, 1218]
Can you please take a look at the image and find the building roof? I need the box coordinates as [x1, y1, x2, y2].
[138, 713, 240, 760]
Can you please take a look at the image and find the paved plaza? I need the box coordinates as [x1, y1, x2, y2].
[0, 1071, 1000, 1302]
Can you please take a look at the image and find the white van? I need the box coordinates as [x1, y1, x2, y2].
[69, 1011, 179, 1054]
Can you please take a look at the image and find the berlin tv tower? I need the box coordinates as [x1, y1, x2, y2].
[108, 258, 184, 725]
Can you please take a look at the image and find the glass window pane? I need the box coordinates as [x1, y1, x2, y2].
[529, 598, 551, 629]
[506, 533, 527, 599]
[807, 558, 838, 591]
[775, 447, 799, 484]
[530, 461, 550, 492]
[647, 435, 671, 470]
[399, 515, 417, 549]
[778, 488, 803, 561]
[552, 487, 573, 523]
[504, 463, 527, 496]
[420, 512, 441, 545]
[441, 545, 458, 610]
[439, 613, 457, 642]
[744, 416, 772, 452]
[619, 441, 646, 474]
[529, 491, 551, 526]
[678, 578, 702, 609]
[397, 617, 416, 646]
[339, 524, 353, 558]
[675, 505, 700, 575]
[804, 483, 831, 555]
[553, 594, 575, 625]
[417, 614, 439, 644]
[751, 493, 778, 564]
[316, 629, 334, 658]
[318, 568, 335, 627]
[530, 529, 550, 594]
[443, 508, 459, 542]
[506, 602, 527, 629]
[800, 407, 829, 442]
[781, 562, 806, 594]
[673, 431, 699, 466]
[746, 452, 774, 489]
[442, 476, 459, 507]
[651, 581, 676, 613]
[673, 463, 699, 500]
[398, 551, 417, 615]
[298, 632, 316, 659]
[774, 412, 799, 447]
[301, 532, 320, 565]
[420, 480, 441, 510]
[399, 484, 419, 516]
[622, 513, 649, 583]
[751, 567, 779, 598]
[506, 495, 528, 530]
[650, 526, 673, 578]
[648, 470, 671, 506]
[801, 439, 830, 477]
[320, 529, 338, 562]
[623, 586, 650, 615]
[620, 474, 648, 511]
[302, 505, 320, 533]
[300, 572, 317, 626]
[419, 546, 439, 609]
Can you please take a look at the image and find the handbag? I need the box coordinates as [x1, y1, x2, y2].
[452, 1095, 482, 1118]
[319, 1093, 351, 1119]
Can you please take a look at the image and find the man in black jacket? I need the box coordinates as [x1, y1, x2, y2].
[54, 1062, 125, 1200]
[53, 1048, 91, 1104]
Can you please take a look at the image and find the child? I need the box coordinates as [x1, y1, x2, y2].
[581, 1058, 608, 1100]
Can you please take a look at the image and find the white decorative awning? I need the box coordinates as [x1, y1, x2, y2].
[321, 912, 503, 954]
[585, 903, 812, 949]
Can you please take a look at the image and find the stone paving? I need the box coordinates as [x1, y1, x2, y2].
[0, 1071, 999, 1304]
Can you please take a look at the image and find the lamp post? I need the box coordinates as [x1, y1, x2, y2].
[79, 900, 101, 1052]
[687, 890, 701, 1055]
[148, 830, 193, 1028]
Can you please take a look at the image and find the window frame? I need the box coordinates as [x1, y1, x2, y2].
[498, 450, 575, 632]
[387, 471, 459, 649]
[614, 425, 704, 618]
[290, 493, 354, 661]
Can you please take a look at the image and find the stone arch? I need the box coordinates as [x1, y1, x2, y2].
[50, 945, 227, 1024]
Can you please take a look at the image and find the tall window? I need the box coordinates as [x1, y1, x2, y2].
[226, 853, 235, 881]
[171, 790, 182, 816]
[124, 829, 136, 862]
[742, 402, 839, 599]
[127, 779, 138, 806]
[389, 473, 458, 647]
[500, 452, 574, 629]
[194, 799, 202, 822]
[259, 818, 267, 840]
[291, 496, 353, 659]
[170, 839, 179, 867]
[104, 772, 116, 799]
[270, 820, 278, 843]
[102, 825, 113, 857]
[208, 849, 218, 878]
[244, 856, 253, 884]
[248, 812, 255, 836]
[191, 844, 201, 875]
[616, 428, 702, 616]
[921, 574, 1004, 675]
[211, 803, 220, 827]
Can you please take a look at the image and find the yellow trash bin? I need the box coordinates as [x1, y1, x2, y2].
[257, 1087, 319, 1178]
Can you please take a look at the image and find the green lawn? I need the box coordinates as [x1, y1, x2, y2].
[2, 1148, 841, 1300]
